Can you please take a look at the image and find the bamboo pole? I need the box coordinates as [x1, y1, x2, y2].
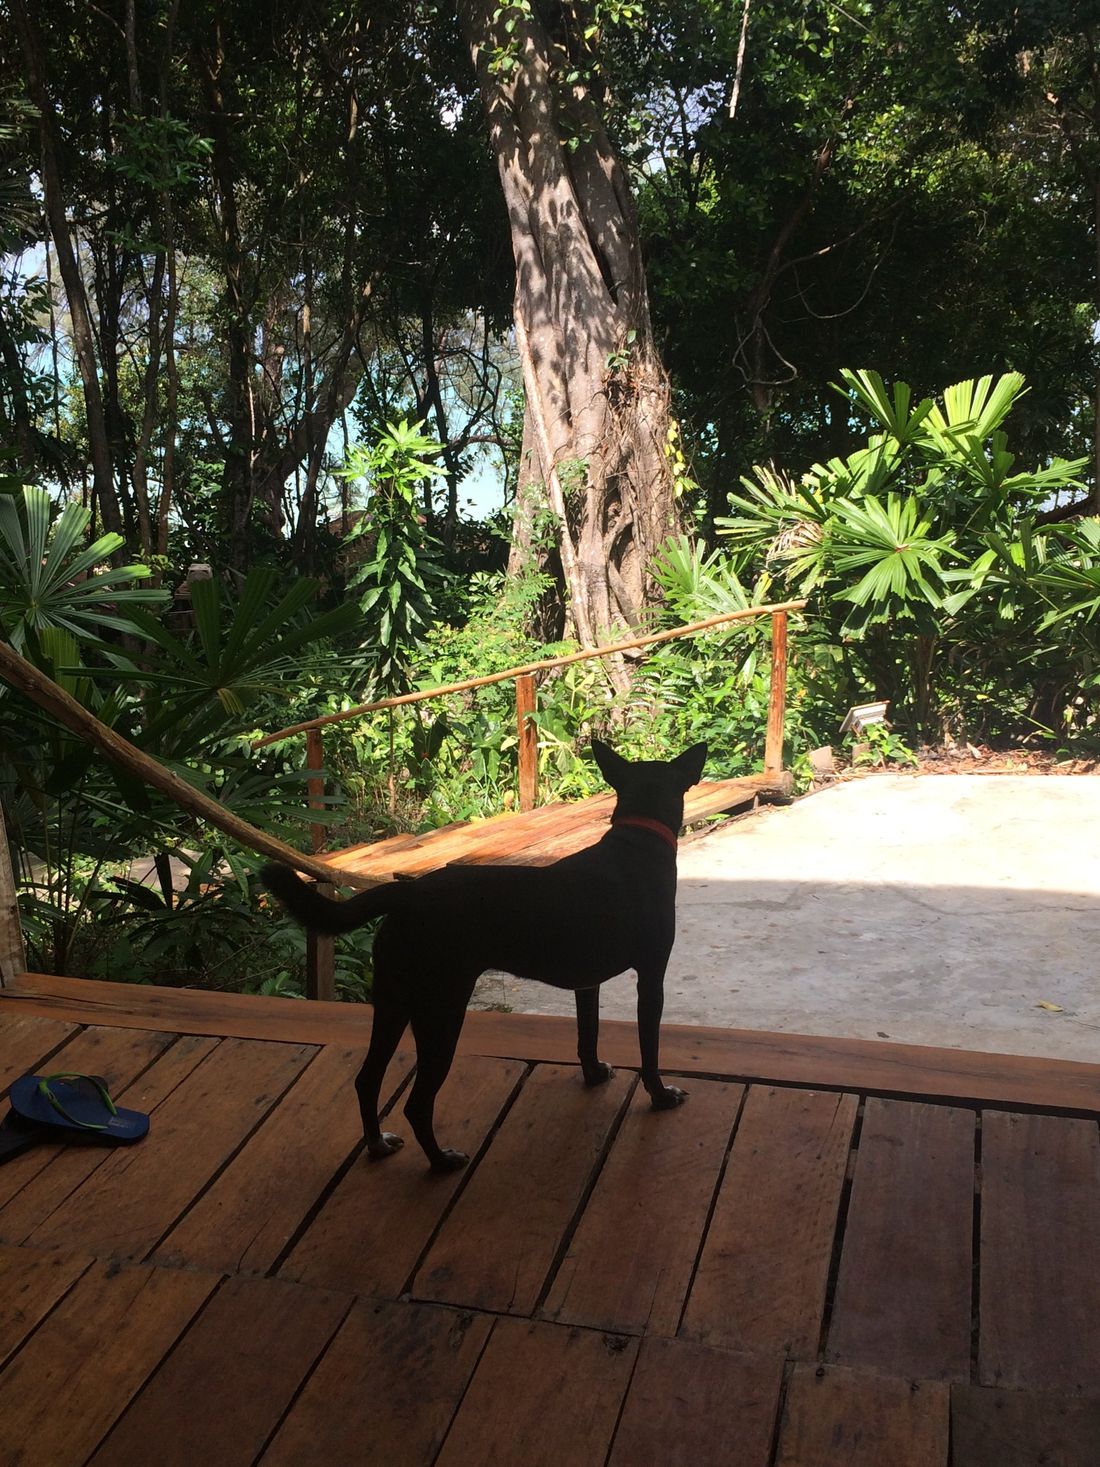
[255, 599, 807, 749]
[0, 797, 26, 984]
[764, 611, 789, 777]
[0, 640, 380, 890]
[304, 726, 337, 999]
[515, 672, 537, 812]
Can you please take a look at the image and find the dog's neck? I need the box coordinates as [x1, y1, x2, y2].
[610, 814, 679, 852]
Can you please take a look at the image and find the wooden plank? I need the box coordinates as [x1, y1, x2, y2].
[414, 1064, 634, 1314]
[608, 1335, 782, 1467]
[279, 1055, 525, 1297]
[0, 971, 381, 1044]
[429, 801, 605, 870]
[979, 1110, 1100, 1392]
[775, 1363, 949, 1467]
[950, 1384, 1100, 1467]
[0, 1259, 215, 1467]
[260, 1299, 493, 1467]
[827, 1098, 975, 1381]
[372, 802, 586, 876]
[152, 1045, 414, 1275]
[435, 1316, 637, 1467]
[0, 1011, 77, 1087]
[0, 1034, 217, 1245]
[680, 1086, 857, 1356]
[0, 1242, 92, 1369]
[24, 1036, 314, 1260]
[683, 773, 781, 820]
[0, 1025, 176, 1214]
[543, 1078, 741, 1335]
[89, 1275, 350, 1467]
[6, 974, 1100, 1113]
[458, 1011, 1100, 1114]
[328, 825, 455, 864]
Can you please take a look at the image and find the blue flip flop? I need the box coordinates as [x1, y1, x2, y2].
[8, 1073, 149, 1144]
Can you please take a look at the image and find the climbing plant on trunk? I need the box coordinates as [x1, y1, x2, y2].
[458, 0, 681, 654]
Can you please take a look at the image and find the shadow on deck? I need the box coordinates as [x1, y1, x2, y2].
[0, 974, 1098, 1466]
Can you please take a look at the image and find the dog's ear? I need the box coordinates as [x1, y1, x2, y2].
[591, 738, 630, 788]
[670, 741, 708, 790]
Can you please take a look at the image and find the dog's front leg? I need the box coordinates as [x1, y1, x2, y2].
[637, 967, 688, 1110]
[575, 987, 613, 1086]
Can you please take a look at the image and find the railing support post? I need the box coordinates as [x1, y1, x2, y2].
[516, 673, 538, 812]
[304, 726, 336, 1002]
[764, 611, 789, 778]
[0, 798, 26, 985]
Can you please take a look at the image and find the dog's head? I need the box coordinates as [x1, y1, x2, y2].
[591, 740, 707, 791]
[591, 739, 707, 833]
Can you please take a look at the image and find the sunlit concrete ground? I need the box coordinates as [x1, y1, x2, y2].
[472, 774, 1100, 1063]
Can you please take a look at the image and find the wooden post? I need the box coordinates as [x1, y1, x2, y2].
[515, 673, 538, 812]
[0, 799, 26, 985]
[304, 727, 336, 1003]
[764, 610, 789, 778]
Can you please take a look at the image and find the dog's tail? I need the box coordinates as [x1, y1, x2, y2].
[260, 861, 409, 934]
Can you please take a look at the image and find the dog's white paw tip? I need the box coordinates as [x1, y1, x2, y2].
[583, 1063, 615, 1087]
[367, 1132, 404, 1160]
[430, 1148, 469, 1173]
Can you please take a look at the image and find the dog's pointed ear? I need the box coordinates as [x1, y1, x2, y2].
[671, 741, 708, 790]
[591, 738, 630, 788]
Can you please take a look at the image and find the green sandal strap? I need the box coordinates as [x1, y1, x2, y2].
[36, 1073, 118, 1132]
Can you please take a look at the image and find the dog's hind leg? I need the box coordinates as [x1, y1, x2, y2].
[356, 998, 409, 1159]
[637, 962, 688, 1110]
[575, 987, 613, 1086]
[404, 981, 476, 1173]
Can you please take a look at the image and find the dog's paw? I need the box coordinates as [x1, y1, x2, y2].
[649, 1084, 688, 1111]
[429, 1147, 469, 1174]
[582, 1061, 615, 1087]
[366, 1131, 404, 1160]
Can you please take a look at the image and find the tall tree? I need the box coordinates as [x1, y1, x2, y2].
[458, 0, 681, 648]
[628, 0, 1095, 524]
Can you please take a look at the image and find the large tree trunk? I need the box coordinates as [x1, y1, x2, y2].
[459, 0, 680, 649]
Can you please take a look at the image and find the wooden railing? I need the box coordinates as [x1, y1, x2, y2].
[0, 600, 802, 994]
[256, 599, 805, 816]
[257, 599, 803, 1000]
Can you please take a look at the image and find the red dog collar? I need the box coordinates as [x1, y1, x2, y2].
[610, 815, 679, 851]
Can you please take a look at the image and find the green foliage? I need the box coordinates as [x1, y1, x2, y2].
[849, 723, 919, 769]
[120, 566, 360, 748]
[720, 369, 1090, 737]
[0, 486, 166, 655]
[0, 542, 360, 982]
[619, 534, 834, 781]
[340, 420, 450, 693]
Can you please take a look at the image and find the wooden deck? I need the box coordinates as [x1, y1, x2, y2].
[318, 772, 787, 882]
[1, 976, 1098, 1466]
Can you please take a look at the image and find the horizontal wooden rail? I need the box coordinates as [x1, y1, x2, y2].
[0, 640, 380, 891]
[254, 599, 807, 749]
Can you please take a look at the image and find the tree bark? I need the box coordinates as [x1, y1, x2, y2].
[10, 0, 122, 539]
[458, 0, 680, 648]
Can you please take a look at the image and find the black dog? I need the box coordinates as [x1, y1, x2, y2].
[262, 739, 707, 1171]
